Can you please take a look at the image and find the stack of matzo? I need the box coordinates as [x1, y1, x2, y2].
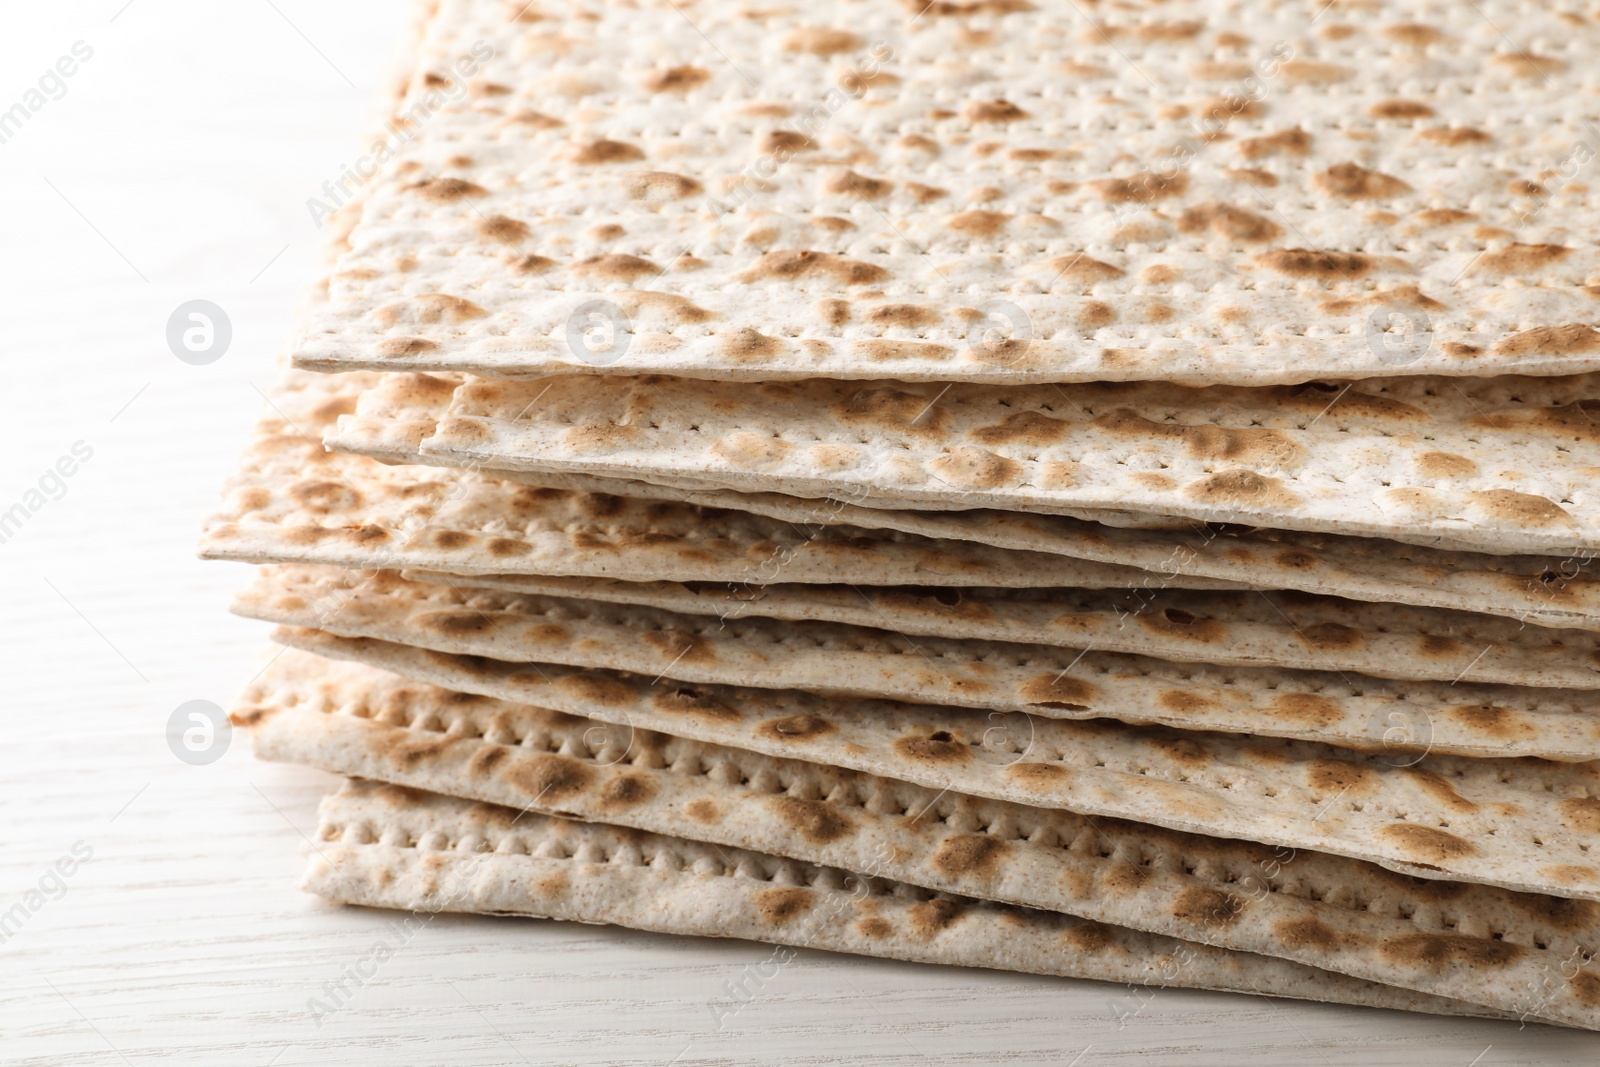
[203, 0, 1600, 1029]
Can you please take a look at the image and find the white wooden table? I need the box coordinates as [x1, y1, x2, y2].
[0, 3, 1594, 1062]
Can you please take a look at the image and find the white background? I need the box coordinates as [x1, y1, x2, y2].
[0, 2, 1595, 1063]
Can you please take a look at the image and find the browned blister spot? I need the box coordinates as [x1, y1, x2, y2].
[1416, 451, 1478, 477]
[712, 429, 792, 470]
[1175, 203, 1282, 242]
[1314, 163, 1411, 198]
[929, 446, 1025, 489]
[966, 99, 1028, 123]
[857, 916, 893, 939]
[968, 411, 1073, 446]
[373, 336, 439, 358]
[782, 26, 861, 54]
[1059, 921, 1115, 952]
[1376, 822, 1478, 864]
[505, 754, 595, 803]
[756, 714, 836, 741]
[600, 774, 655, 809]
[557, 672, 635, 707]
[569, 139, 645, 165]
[1275, 918, 1361, 952]
[684, 798, 719, 823]
[1035, 254, 1125, 284]
[641, 66, 711, 93]
[476, 215, 528, 244]
[1570, 971, 1600, 1008]
[1092, 411, 1303, 467]
[407, 176, 487, 201]
[1155, 737, 1211, 767]
[1159, 689, 1219, 715]
[1307, 759, 1376, 796]
[1492, 323, 1600, 357]
[1379, 934, 1525, 969]
[1474, 243, 1573, 276]
[1397, 769, 1478, 815]
[1446, 704, 1534, 742]
[1257, 248, 1377, 279]
[893, 732, 972, 763]
[1468, 489, 1575, 528]
[1292, 623, 1363, 653]
[1138, 607, 1227, 642]
[640, 628, 715, 665]
[627, 171, 703, 200]
[1558, 796, 1600, 835]
[942, 210, 1009, 237]
[931, 834, 1009, 879]
[1370, 99, 1435, 119]
[755, 886, 815, 925]
[906, 898, 965, 938]
[1171, 887, 1244, 927]
[1006, 762, 1069, 789]
[742, 250, 886, 286]
[1237, 128, 1312, 160]
[1280, 60, 1351, 84]
[823, 170, 892, 199]
[467, 746, 509, 777]
[1087, 171, 1188, 202]
[769, 796, 856, 843]
[1419, 127, 1490, 146]
[1017, 673, 1097, 710]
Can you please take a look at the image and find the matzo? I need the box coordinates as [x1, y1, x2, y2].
[331, 371, 1600, 556]
[298, 0, 1600, 387]
[310, 780, 1520, 1023]
[272, 623, 1600, 899]
[405, 569, 1600, 690]
[238, 565, 1600, 762]
[248, 653, 1595, 1026]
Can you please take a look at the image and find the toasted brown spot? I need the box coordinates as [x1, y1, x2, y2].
[684, 798, 719, 823]
[931, 834, 1008, 879]
[1017, 673, 1097, 711]
[758, 129, 816, 156]
[966, 99, 1028, 123]
[782, 26, 861, 54]
[1475, 244, 1573, 276]
[894, 732, 971, 763]
[1092, 411, 1302, 466]
[476, 215, 529, 244]
[1492, 52, 1565, 77]
[865, 303, 940, 329]
[1570, 971, 1600, 1008]
[1446, 704, 1534, 741]
[1306, 759, 1376, 796]
[1380, 934, 1525, 969]
[1468, 489, 1575, 528]
[857, 916, 893, 939]
[1370, 99, 1435, 119]
[1315, 163, 1411, 198]
[755, 886, 815, 925]
[1060, 921, 1115, 952]
[505, 754, 595, 803]
[600, 774, 655, 809]
[742, 250, 886, 286]
[1383, 23, 1445, 45]
[570, 253, 660, 282]
[408, 177, 487, 201]
[1293, 623, 1364, 652]
[928, 446, 1024, 489]
[640, 629, 715, 666]
[1559, 796, 1600, 835]
[641, 66, 711, 93]
[1268, 693, 1343, 726]
[769, 796, 856, 843]
[1176, 203, 1282, 242]
[757, 714, 836, 742]
[1256, 248, 1373, 278]
[1419, 126, 1491, 146]
[1006, 761, 1069, 789]
[906, 898, 965, 938]
[1376, 822, 1478, 863]
[1493, 323, 1600, 358]
[569, 139, 645, 165]
[557, 672, 635, 707]
[1088, 171, 1187, 202]
[509, 254, 558, 274]
[1139, 608, 1227, 642]
[968, 411, 1073, 447]
[1035, 254, 1124, 284]
[1275, 918, 1356, 952]
[1171, 887, 1244, 927]
[373, 336, 439, 358]
[626, 171, 703, 200]
[943, 210, 1009, 237]
[1416, 451, 1478, 477]
[1238, 128, 1312, 160]
[1159, 689, 1218, 715]
[822, 170, 892, 199]
[1280, 60, 1351, 84]
[1100, 861, 1153, 892]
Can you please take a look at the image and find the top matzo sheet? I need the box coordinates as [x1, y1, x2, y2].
[295, 0, 1600, 386]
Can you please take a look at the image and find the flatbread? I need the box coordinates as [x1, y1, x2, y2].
[403, 569, 1600, 690]
[246, 652, 1593, 1027]
[308, 779, 1522, 1024]
[270, 623, 1600, 900]
[237, 565, 1600, 763]
[330, 371, 1600, 556]
[296, 0, 1600, 387]
[200, 367, 1224, 590]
